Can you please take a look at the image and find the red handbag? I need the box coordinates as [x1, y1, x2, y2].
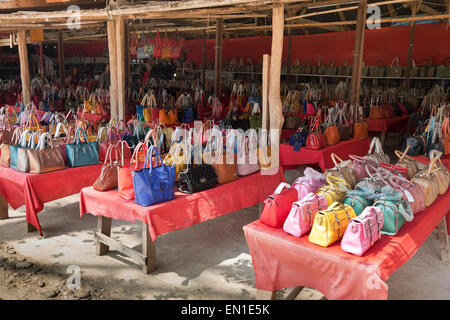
[379, 163, 409, 179]
[153, 31, 162, 58]
[197, 94, 212, 120]
[305, 120, 326, 150]
[260, 183, 299, 228]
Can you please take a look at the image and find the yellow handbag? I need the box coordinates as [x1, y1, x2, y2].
[316, 176, 350, 206]
[163, 141, 187, 182]
[141, 93, 153, 123]
[26, 113, 47, 137]
[308, 202, 356, 247]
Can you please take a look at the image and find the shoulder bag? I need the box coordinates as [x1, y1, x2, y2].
[28, 133, 65, 174]
[260, 183, 299, 228]
[65, 128, 99, 168]
[316, 175, 350, 206]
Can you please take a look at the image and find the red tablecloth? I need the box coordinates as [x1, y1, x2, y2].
[0, 164, 103, 236]
[365, 115, 410, 132]
[244, 190, 450, 300]
[80, 168, 285, 242]
[279, 138, 370, 172]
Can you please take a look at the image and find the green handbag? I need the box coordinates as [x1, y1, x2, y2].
[342, 186, 374, 216]
[436, 57, 450, 78]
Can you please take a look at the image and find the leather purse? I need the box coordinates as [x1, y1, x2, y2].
[394, 146, 420, 179]
[0, 127, 22, 167]
[283, 193, 328, 237]
[389, 175, 426, 215]
[93, 143, 121, 192]
[342, 185, 374, 216]
[288, 127, 308, 152]
[442, 116, 450, 156]
[411, 158, 441, 207]
[305, 120, 326, 150]
[132, 146, 176, 207]
[379, 163, 409, 179]
[249, 103, 262, 129]
[369, 105, 387, 119]
[316, 176, 350, 206]
[28, 133, 65, 174]
[65, 128, 99, 168]
[373, 197, 413, 236]
[324, 109, 340, 146]
[353, 106, 369, 140]
[118, 142, 149, 200]
[427, 150, 450, 195]
[0, 116, 13, 145]
[341, 206, 384, 256]
[308, 202, 356, 247]
[16, 130, 38, 172]
[349, 155, 378, 182]
[260, 183, 299, 228]
[355, 165, 390, 192]
[211, 152, 239, 184]
[325, 153, 358, 189]
[292, 167, 326, 201]
[365, 137, 390, 164]
[337, 109, 351, 140]
[177, 164, 218, 194]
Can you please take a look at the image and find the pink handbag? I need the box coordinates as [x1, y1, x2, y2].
[283, 193, 328, 237]
[349, 155, 378, 182]
[389, 174, 426, 215]
[292, 167, 327, 200]
[341, 206, 384, 256]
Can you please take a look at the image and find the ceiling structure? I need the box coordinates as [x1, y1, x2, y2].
[0, 0, 448, 43]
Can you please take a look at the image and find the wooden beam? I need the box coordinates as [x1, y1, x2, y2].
[0, 195, 8, 220]
[57, 29, 64, 81]
[214, 18, 223, 98]
[116, 18, 126, 121]
[107, 20, 118, 121]
[336, 5, 349, 31]
[18, 30, 31, 106]
[387, 3, 398, 17]
[350, 0, 367, 104]
[286, 29, 292, 83]
[268, 5, 284, 172]
[262, 54, 270, 131]
[438, 218, 450, 262]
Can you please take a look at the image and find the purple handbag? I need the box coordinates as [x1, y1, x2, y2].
[349, 155, 378, 182]
[292, 167, 327, 200]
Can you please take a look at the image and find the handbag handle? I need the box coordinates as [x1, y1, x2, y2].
[115, 140, 130, 167]
[143, 145, 163, 171]
[74, 128, 90, 145]
[368, 137, 384, 155]
[273, 182, 291, 195]
[331, 152, 345, 167]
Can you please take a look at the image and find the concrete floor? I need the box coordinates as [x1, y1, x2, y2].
[0, 158, 449, 299]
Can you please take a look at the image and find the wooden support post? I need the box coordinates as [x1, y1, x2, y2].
[214, 18, 223, 98]
[125, 22, 130, 93]
[286, 29, 292, 84]
[39, 42, 44, 81]
[350, 0, 367, 105]
[404, 0, 419, 92]
[17, 30, 31, 106]
[0, 195, 8, 220]
[202, 29, 206, 90]
[438, 218, 450, 262]
[57, 30, 65, 82]
[116, 18, 127, 121]
[286, 286, 305, 300]
[96, 216, 112, 256]
[268, 5, 284, 171]
[142, 222, 156, 274]
[256, 289, 276, 300]
[27, 223, 37, 233]
[107, 20, 119, 121]
[262, 54, 270, 131]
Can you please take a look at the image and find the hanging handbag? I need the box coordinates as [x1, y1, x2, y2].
[436, 57, 450, 78]
[132, 146, 176, 207]
[305, 120, 326, 150]
[389, 174, 426, 215]
[292, 167, 326, 200]
[65, 128, 99, 168]
[325, 153, 358, 189]
[343, 185, 374, 216]
[28, 133, 65, 174]
[387, 56, 404, 77]
[308, 202, 356, 247]
[349, 155, 378, 182]
[341, 206, 384, 256]
[283, 193, 328, 237]
[178, 164, 218, 194]
[365, 137, 390, 164]
[152, 31, 162, 58]
[249, 102, 262, 129]
[260, 183, 299, 228]
[394, 146, 420, 179]
[316, 176, 350, 206]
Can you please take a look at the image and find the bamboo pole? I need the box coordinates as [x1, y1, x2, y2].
[405, 0, 420, 91]
[202, 28, 206, 90]
[17, 30, 31, 106]
[286, 29, 292, 84]
[107, 20, 118, 121]
[57, 29, 64, 81]
[350, 0, 367, 105]
[116, 18, 127, 121]
[214, 18, 223, 98]
[262, 54, 270, 131]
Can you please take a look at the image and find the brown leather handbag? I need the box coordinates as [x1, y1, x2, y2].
[337, 109, 351, 140]
[0, 116, 13, 145]
[395, 146, 420, 179]
[211, 152, 239, 184]
[324, 109, 340, 146]
[353, 105, 369, 140]
[411, 157, 440, 207]
[428, 150, 449, 195]
[325, 153, 357, 189]
[93, 143, 121, 192]
[28, 133, 66, 174]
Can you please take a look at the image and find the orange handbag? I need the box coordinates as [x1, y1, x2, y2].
[168, 108, 178, 124]
[442, 116, 450, 155]
[353, 106, 369, 140]
[369, 105, 387, 119]
[159, 109, 171, 125]
[324, 109, 340, 146]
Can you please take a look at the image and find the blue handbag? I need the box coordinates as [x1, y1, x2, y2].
[132, 146, 176, 207]
[65, 128, 99, 167]
[289, 128, 309, 152]
[182, 108, 194, 123]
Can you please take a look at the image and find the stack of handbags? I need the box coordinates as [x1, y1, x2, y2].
[291, 167, 326, 200]
[283, 193, 328, 237]
[309, 202, 356, 247]
[260, 183, 299, 228]
[316, 176, 350, 206]
[342, 185, 374, 216]
[365, 137, 390, 164]
[341, 206, 384, 256]
[368, 186, 414, 236]
[394, 146, 420, 179]
[324, 153, 357, 189]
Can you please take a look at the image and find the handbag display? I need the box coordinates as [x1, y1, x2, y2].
[283, 193, 328, 237]
[389, 174, 426, 215]
[325, 153, 357, 188]
[349, 155, 378, 182]
[394, 146, 420, 179]
[341, 206, 384, 256]
[342, 185, 374, 216]
[308, 202, 356, 247]
[260, 183, 299, 228]
[65, 128, 99, 168]
[178, 164, 218, 194]
[365, 137, 390, 164]
[316, 176, 350, 206]
[292, 167, 326, 200]
[28, 133, 65, 174]
[305, 120, 326, 150]
[132, 146, 176, 207]
[0, 127, 22, 167]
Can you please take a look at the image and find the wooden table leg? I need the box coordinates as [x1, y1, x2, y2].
[380, 131, 387, 145]
[438, 218, 450, 262]
[142, 222, 156, 274]
[27, 223, 37, 233]
[0, 194, 9, 220]
[286, 286, 304, 300]
[96, 216, 112, 256]
[256, 289, 276, 300]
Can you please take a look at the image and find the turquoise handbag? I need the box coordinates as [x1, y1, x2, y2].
[369, 186, 414, 236]
[65, 128, 99, 168]
[342, 186, 374, 216]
